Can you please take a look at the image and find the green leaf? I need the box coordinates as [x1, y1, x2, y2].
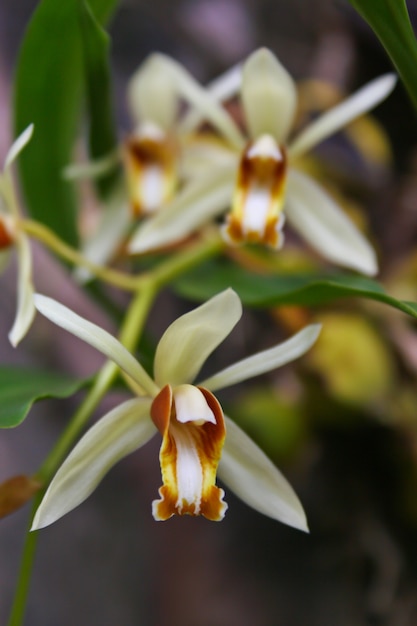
[0, 367, 87, 428]
[14, 0, 118, 246]
[348, 0, 417, 111]
[79, 0, 119, 197]
[174, 259, 417, 318]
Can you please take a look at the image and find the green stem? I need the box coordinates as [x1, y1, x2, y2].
[140, 234, 225, 289]
[9, 232, 224, 626]
[37, 361, 116, 481]
[8, 282, 157, 626]
[21, 219, 139, 291]
[7, 494, 43, 626]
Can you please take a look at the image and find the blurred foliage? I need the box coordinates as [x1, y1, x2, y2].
[306, 312, 395, 405]
[0, 367, 87, 428]
[14, 0, 118, 246]
[174, 258, 417, 318]
[227, 386, 306, 461]
[349, 0, 417, 111]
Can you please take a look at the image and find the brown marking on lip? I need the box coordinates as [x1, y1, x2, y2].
[152, 386, 227, 521]
[123, 132, 178, 217]
[224, 140, 287, 247]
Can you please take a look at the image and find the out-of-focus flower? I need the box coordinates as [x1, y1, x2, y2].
[32, 289, 320, 529]
[129, 48, 396, 276]
[73, 54, 242, 276]
[0, 125, 35, 346]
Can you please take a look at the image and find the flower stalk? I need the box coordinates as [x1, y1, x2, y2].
[7, 227, 225, 626]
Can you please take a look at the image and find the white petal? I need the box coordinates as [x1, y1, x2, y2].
[241, 48, 297, 142]
[181, 137, 237, 180]
[128, 167, 236, 253]
[174, 385, 216, 425]
[180, 62, 243, 133]
[63, 150, 120, 181]
[286, 169, 378, 275]
[31, 398, 155, 529]
[289, 73, 397, 159]
[218, 417, 308, 530]
[201, 324, 321, 391]
[8, 235, 35, 347]
[146, 54, 245, 149]
[75, 188, 131, 283]
[128, 54, 178, 130]
[5, 124, 34, 170]
[34, 295, 159, 396]
[154, 289, 242, 387]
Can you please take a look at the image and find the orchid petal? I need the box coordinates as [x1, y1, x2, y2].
[34, 295, 159, 396]
[145, 54, 245, 149]
[8, 235, 35, 347]
[128, 54, 178, 131]
[128, 166, 236, 253]
[289, 73, 397, 159]
[241, 48, 297, 143]
[31, 398, 155, 530]
[5, 124, 34, 171]
[75, 189, 130, 283]
[154, 289, 242, 387]
[218, 417, 308, 530]
[286, 169, 378, 275]
[180, 62, 243, 133]
[63, 150, 120, 181]
[201, 324, 321, 391]
[181, 137, 237, 180]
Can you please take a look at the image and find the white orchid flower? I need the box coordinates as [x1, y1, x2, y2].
[0, 125, 36, 346]
[32, 289, 320, 529]
[129, 48, 397, 276]
[73, 55, 242, 279]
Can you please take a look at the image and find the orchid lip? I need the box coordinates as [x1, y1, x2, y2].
[151, 384, 227, 521]
[223, 135, 287, 249]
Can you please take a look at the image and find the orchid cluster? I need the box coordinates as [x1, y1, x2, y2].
[2, 47, 396, 522]
[1, 37, 404, 625]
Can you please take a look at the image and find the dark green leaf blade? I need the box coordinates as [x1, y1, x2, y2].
[348, 0, 417, 111]
[0, 367, 87, 428]
[14, 0, 119, 246]
[174, 260, 417, 318]
[80, 0, 119, 197]
[14, 0, 82, 246]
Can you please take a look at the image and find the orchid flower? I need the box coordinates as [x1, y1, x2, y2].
[129, 48, 396, 276]
[32, 289, 320, 529]
[0, 125, 35, 346]
[74, 53, 242, 277]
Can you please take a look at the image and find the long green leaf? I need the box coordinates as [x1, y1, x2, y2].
[14, 0, 118, 246]
[174, 260, 417, 318]
[80, 0, 119, 197]
[0, 367, 87, 428]
[348, 0, 417, 111]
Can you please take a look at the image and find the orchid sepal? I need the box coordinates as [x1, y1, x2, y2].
[154, 288, 242, 387]
[219, 417, 308, 531]
[200, 323, 322, 392]
[31, 398, 155, 530]
[34, 294, 159, 396]
[285, 169, 378, 276]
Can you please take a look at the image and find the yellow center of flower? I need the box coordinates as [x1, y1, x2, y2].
[150, 383, 227, 521]
[222, 134, 287, 249]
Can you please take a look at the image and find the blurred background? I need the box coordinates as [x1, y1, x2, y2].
[2, 1, 417, 624]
